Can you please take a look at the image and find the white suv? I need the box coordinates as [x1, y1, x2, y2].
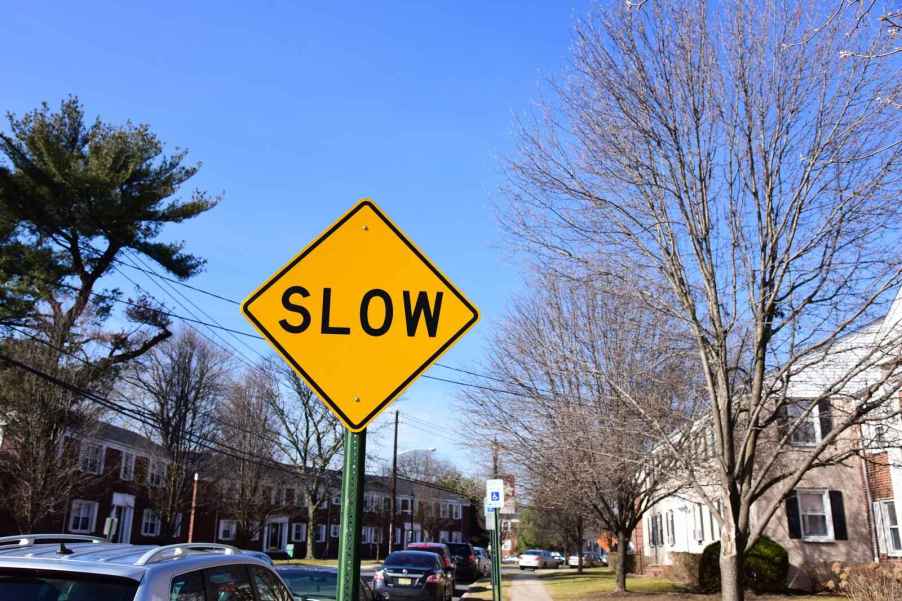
[0, 534, 293, 601]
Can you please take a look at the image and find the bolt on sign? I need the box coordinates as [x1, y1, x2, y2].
[242, 199, 479, 431]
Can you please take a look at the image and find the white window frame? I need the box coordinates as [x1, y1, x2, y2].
[394, 528, 401, 544]
[451, 503, 462, 520]
[173, 513, 183, 538]
[451, 531, 462, 543]
[665, 510, 675, 546]
[400, 497, 412, 513]
[292, 522, 307, 542]
[79, 442, 104, 474]
[787, 403, 821, 447]
[316, 525, 326, 543]
[219, 519, 237, 541]
[69, 499, 99, 534]
[440, 503, 449, 519]
[796, 489, 834, 542]
[120, 451, 135, 481]
[141, 509, 161, 537]
[439, 529, 449, 542]
[330, 524, 340, 538]
[147, 460, 165, 487]
[877, 500, 902, 556]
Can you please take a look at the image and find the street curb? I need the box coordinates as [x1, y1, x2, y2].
[460, 578, 492, 600]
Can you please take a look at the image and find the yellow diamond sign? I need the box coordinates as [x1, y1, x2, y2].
[242, 199, 479, 431]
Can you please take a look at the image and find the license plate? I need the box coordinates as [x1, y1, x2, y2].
[397, 578, 412, 586]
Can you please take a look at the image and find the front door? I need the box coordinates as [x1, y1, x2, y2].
[265, 519, 287, 552]
[109, 493, 135, 544]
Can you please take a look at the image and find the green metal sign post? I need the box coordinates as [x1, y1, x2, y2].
[492, 509, 502, 601]
[337, 429, 367, 601]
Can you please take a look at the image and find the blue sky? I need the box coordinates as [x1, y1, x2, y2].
[4, 1, 591, 474]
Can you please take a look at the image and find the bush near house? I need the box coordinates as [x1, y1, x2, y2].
[826, 562, 902, 601]
[670, 552, 702, 587]
[698, 536, 789, 594]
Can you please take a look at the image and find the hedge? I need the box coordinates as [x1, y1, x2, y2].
[698, 536, 789, 593]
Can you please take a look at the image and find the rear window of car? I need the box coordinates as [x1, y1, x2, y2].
[277, 569, 337, 599]
[0, 568, 138, 601]
[445, 543, 471, 557]
[523, 550, 542, 555]
[384, 552, 439, 568]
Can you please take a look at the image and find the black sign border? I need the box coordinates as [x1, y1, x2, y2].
[242, 200, 479, 431]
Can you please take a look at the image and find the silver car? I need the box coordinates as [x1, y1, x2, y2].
[0, 533, 293, 600]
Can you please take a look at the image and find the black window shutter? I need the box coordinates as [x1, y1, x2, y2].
[818, 399, 833, 438]
[785, 492, 802, 539]
[830, 490, 848, 540]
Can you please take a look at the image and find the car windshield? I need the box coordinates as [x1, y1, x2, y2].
[277, 569, 338, 600]
[445, 543, 470, 557]
[384, 552, 438, 568]
[0, 569, 138, 601]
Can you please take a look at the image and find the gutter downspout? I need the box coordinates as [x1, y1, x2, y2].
[858, 425, 880, 562]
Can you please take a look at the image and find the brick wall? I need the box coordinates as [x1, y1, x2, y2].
[866, 452, 893, 500]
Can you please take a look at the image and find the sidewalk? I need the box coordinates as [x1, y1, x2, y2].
[509, 571, 553, 601]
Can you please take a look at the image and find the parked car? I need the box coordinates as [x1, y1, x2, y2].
[406, 543, 456, 590]
[0, 533, 293, 601]
[472, 546, 492, 577]
[276, 565, 375, 601]
[243, 549, 275, 565]
[548, 552, 564, 568]
[373, 550, 454, 601]
[567, 552, 597, 568]
[442, 542, 479, 582]
[518, 549, 555, 570]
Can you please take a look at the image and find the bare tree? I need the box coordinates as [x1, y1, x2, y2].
[504, 1, 902, 599]
[127, 329, 228, 538]
[464, 273, 698, 592]
[267, 369, 344, 559]
[0, 337, 104, 532]
[215, 366, 284, 548]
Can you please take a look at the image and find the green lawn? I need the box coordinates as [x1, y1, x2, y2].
[537, 567, 679, 599]
[533, 567, 843, 601]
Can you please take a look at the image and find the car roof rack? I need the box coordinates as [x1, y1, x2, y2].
[134, 543, 239, 566]
[0, 534, 106, 548]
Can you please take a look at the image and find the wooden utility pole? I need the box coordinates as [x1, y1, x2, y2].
[388, 410, 399, 553]
[188, 472, 199, 543]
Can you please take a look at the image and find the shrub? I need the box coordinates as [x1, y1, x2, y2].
[826, 563, 902, 601]
[698, 536, 789, 593]
[670, 552, 702, 586]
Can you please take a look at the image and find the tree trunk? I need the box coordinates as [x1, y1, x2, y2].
[306, 497, 317, 559]
[720, 524, 745, 601]
[720, 550, 744, 601]
[577, 516, 584, 574]
[615, 529, 629, 593]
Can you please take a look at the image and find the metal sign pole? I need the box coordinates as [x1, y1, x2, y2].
[337, 429, 367, 601]
[492, 509, 502, 601]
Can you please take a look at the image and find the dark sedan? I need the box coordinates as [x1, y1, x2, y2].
[373, 551, 453, 601]
[276, 566, 375, 601]
[443, 542, 478, 582]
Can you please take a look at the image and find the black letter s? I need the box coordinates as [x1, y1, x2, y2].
[279, 286, 311, 333]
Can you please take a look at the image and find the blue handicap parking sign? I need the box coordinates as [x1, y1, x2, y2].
[491, 491, 500, 501]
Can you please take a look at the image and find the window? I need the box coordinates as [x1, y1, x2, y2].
[250, 521, 260, 541]
[648, 514, 664, 547]
[877, 500, 902, 555]
[292, 523, 307, 542]
[204, 565, 255, 601]
[147, 460, 165, 487]
[361, 527, 373, 544]
[219, 519, 237, 541]
[173, 513, 184, 537]
[394, 528, 401, 544]
[451, 531, 462, 543]
[451, 504, 462, 520]
[786, 490, 846, 542]
[253, 566, 293, 601]
[384, 497, 391, 512]
[332, 494, 341, 505]
[69, 500, 98, 533]
[400, 498, 411, 513]
[317, 525, 326, 543]
[171, 570, 205, 601]
[79, 442, 103, 474]
[694, 503, 705, 542]
[784, 400, 832, 447]
[440, 503, 449, 519]
[120, 451, 135, 481]
[798, 491, 831, 539]
[330, 524, 339, 538]
[440, 530, 449, 542]
[141, 509, 161, 537]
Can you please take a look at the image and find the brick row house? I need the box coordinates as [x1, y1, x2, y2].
[0, 422, 479, 558]
[633, 291, 902, 589]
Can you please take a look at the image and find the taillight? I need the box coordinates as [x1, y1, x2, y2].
[426, 573, 440, 584]
[469, 554, 476, 563]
